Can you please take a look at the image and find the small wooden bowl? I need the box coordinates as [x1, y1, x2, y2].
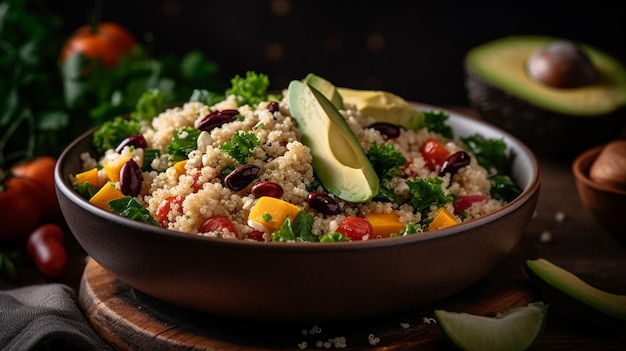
[572, 144, 626, 244]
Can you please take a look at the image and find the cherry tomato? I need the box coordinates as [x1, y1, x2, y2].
[60, 22, 137, 68]
[11, 156, 61, 221]
[420, 138, 450, 171]
[453, 194, 488, 214]
[26, 223, 67, 278]
[198, 216, 239, 237]
[0, 175, 42, 241]
[336, 216, 373, 241]
[156, 195, 184, 228]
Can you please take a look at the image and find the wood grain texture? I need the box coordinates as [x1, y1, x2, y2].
[79, 250, 534, 351]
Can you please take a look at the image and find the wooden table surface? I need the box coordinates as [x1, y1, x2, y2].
[3, 112, 626, 350]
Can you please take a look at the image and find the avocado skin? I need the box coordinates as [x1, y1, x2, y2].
[466, 72, 626, 157]
[525, 259, 626, 336]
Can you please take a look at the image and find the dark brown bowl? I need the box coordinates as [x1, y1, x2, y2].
[55, 104, 541, 323]
[572, 144, 626, 244]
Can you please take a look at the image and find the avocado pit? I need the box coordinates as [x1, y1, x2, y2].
[526, 40, 599, 88]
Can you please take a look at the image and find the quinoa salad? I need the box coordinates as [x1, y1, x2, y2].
[72, 72, 521, 242]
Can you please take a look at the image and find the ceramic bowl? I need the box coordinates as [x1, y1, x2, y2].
[55, 104, 541, 323]
[572, 143, 626, 244]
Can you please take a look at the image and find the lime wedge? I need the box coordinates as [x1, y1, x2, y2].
[434, 302, 549, 351]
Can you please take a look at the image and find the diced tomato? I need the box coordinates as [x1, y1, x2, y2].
[191, 172, 203, 193]
[336, 216, 373, 241]
[156, 195, 184, 227]
[198, 216, 238, 237]
[420, 138, 450, 171]
[453, 194, 488, 214]
[247, 230, 266, 242]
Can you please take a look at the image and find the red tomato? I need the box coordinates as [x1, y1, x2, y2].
[198, 216, 239, 237]
[0, 175, 42, 241]
[336, 216, 373, 241]
[60, 22, 137, 68]
[156, 195, 184, 228]
[420, 138, 450, 171]
[11, 156, 61, 221]
[453, 194, 488, 214]
[246, 230, 266, 242]
[26, 223, 67, 278]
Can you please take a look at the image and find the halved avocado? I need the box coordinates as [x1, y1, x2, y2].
[288, 80, 379, 203]
[525, 258, 626, 335]
[465, 35, 626, 156]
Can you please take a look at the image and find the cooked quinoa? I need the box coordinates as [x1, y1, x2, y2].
[74, 83, 516, 242]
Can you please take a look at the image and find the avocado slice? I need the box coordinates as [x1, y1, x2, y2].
[288, 80, 379, 203]
[304, 73, 345, 110]
[337, 87, 425, 130]
[465, 35, 626, 155]
[525, 258, 626, 335]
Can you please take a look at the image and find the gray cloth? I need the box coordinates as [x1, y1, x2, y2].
[0, 283, 113, 351]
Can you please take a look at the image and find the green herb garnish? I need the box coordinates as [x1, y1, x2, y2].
[166, 127, 201, 162]
[406, 177, 455, 218]
[423, 110, 453, 139]
[108, 196, 160, 226]
[368, 142, 407, 202]
[221, 131, 259, 164]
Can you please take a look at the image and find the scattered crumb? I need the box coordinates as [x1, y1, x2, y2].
[532, 210, 539, 219]
[423, 317, 437, 324]
[540, 231, 552, 243]
[555, 211, 566, 222]
[400, 322, 410, 329]
[368, 334, 380, 345]
[316, 336, 347, 348]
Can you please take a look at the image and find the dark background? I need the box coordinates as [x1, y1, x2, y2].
[47, 0, 626, 107]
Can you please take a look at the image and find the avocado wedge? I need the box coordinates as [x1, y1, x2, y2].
[304, 73, 345, 110]
[288, 80, 379, 203]
[525, 258, 626, 335]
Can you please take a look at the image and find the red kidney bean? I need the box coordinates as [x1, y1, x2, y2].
[268, 101, 279, 113]
[197, 109, 240, 132]
[115, 134, 147, 153]
[369, 122, 401, 139]
[439, 151, 471, 177]
[223, 164, 261, 191]
[307, 191, 341, 215]
[251, 180, 284, 198]
[120, 159, 143, 196]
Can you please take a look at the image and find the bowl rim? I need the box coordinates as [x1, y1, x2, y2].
[55, 102, 541, 252]
[572, 143, 626, 196]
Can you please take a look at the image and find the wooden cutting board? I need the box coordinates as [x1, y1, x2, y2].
[78, 243, 536, 351]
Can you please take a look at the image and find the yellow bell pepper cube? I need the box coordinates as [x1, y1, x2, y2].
[427, 207, 459, 231]
[103, 155, 131, 183]
[173, 160, 187, 176]
[89, 182, 125, 212]
[365, 212, 405, 238]
[75, 167, 101, 187]
[248, 196, 301, 233]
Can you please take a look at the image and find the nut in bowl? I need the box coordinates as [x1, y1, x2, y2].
[573, 140, 626, 244]
[55, 72, 541, 323]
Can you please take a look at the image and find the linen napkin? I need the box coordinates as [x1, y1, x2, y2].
[0, 283, 112, 351]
